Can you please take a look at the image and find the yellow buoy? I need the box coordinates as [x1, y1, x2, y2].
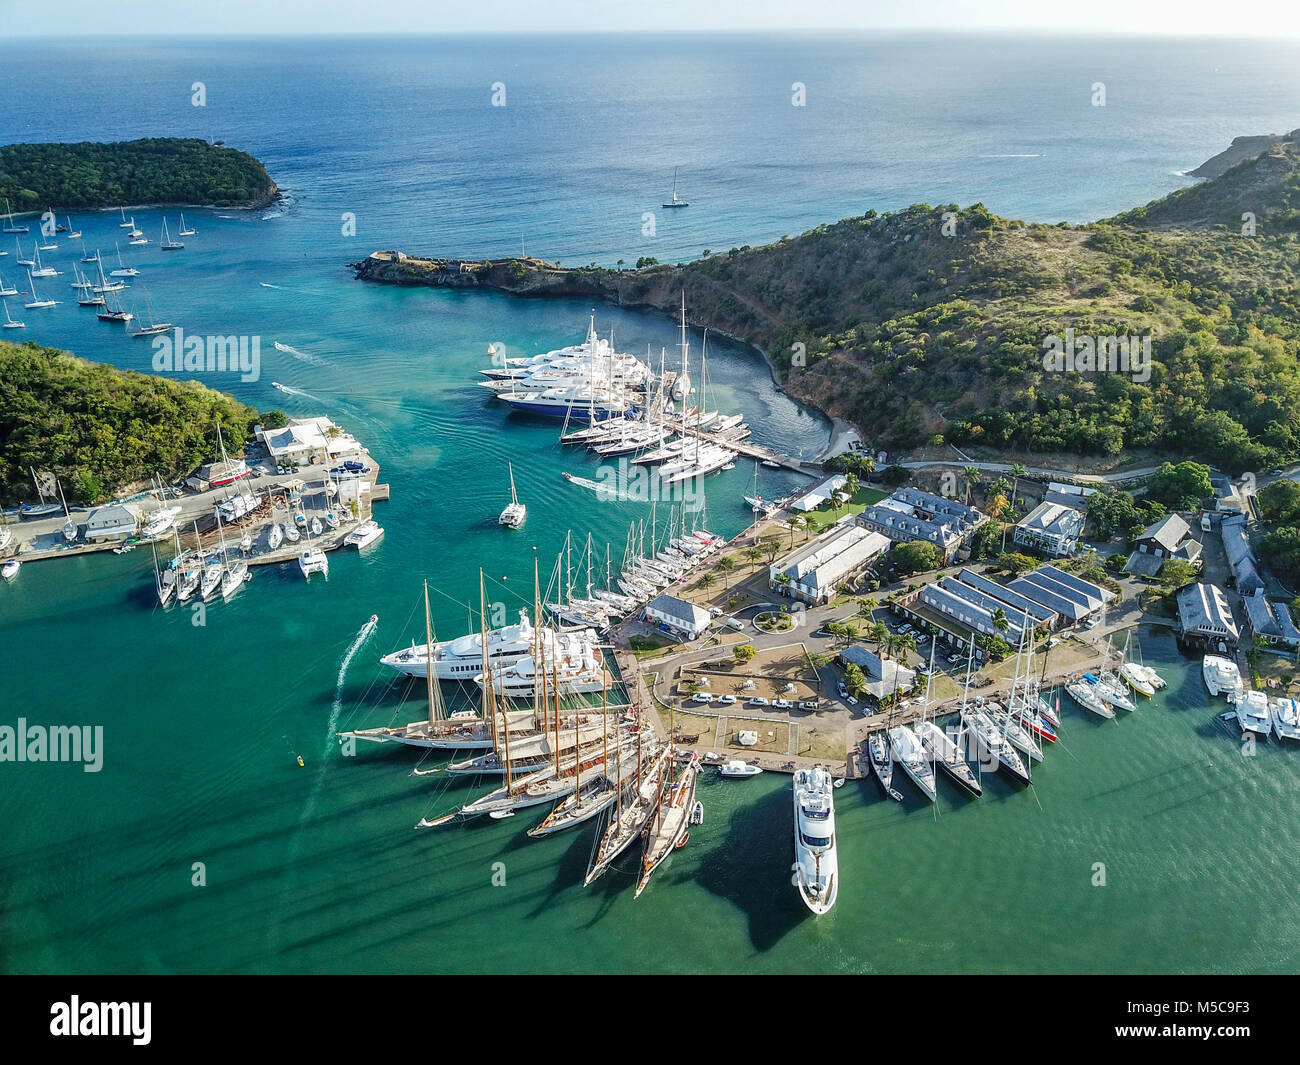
[297, 756, 305, 767]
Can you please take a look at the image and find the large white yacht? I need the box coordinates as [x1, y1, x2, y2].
[479, 634, 605, 698]
[1203, 655, 1243, 699]
[1235, 689, 1273, 737]
[380, 609, 596, 682]
[1270, 696, 1300, 741]
[792, 766, 838, 915]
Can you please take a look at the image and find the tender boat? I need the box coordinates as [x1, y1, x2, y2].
[1235, 689, 1272, 738]
[792, 766, 838, 915]
[1, 558, 21, 582]
[717, 759, 763, 778]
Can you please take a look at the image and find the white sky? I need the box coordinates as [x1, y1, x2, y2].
[0, 0, 1296, 37]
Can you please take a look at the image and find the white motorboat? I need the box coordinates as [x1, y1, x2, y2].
[299, 548, 328, 578]
[1203, 655, 1243, 699]
[498, 463, 526, 528]
[342, 519, 383, 549]
[380, 608, 591, 682]
[1235, 689, 1272, 737]
[717, 759, 763, 778]
[1, 558, 20, 582]
[792, 766, 838, 915]
[1119, 661, 1156, 697]
[268, 523, 284, 550]
[1270, 696, 1300, 741]
[887, 725, 937, 801]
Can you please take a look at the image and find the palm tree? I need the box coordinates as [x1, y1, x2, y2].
[991, 606, 1010, 637]
[698, 572, 716, 594]
[744, 545, 763, 570]
[786, 515, 805, 548]
[963, 466, 981, 506]
[839, 621, 862, 646]
[842, 471, 860, 499]
[870, 620, 890, 649]
[716, 554, 737, 589]
[1010, 462, 1027, 510]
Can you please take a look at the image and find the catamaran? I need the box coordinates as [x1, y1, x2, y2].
[1203, 655, 1243, 699]
[498, 463, 526, 528]
[1270, 696, 1300, 742]
[344, 519, 384, 549]
[299, 547, 328, 578]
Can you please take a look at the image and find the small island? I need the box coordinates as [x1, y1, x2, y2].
[0, 137, 279, 212]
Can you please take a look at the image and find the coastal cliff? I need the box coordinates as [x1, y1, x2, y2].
[352, 131, 1300, 474]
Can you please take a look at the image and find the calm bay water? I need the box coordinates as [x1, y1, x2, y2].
[2, 34, 1299, 973]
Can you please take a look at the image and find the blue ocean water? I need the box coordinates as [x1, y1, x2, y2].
[1, 34, 1299, 974]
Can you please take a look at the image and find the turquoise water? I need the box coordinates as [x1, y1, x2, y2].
[3, 34, 1300, 973]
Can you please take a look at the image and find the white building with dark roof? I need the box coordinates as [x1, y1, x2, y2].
[1014, 500, 1085, 557]
[644, 594, 712, 640]
[769, 525, 889, 605]
[85, 503, 140, 543]
[1220, 514, 1263, 594]
[839, 645, 916, 701]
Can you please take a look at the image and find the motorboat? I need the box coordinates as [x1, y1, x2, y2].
[717, 759, 763, 778]
[1203, 655, 1243, 699]
[792, 766, 838, 915]
[1270, 696, 1300, 741]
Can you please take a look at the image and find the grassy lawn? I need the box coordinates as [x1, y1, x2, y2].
[629, 633, 676, 659]
[793, 723, 846, 760]
[671, 711, 721, 745]
[798, 485, 888, 533]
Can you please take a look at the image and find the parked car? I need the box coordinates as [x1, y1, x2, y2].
[917, 665, 932, 676]
[724, 618, 745, 631]
[772, 699, 794, 709]
[716, 694, 737, 705]
[797, 699, 819, 710]
[947, 653, 963, 663]
[837, 682, 848, 698]
[748, 697, 770, 707]
[899, 624, 913, 635]
[846, 695, 859, 706]
[690, 693, 714, 704]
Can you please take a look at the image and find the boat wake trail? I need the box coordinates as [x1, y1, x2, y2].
[259, 282, 283, 289]
[288, 616, 378, 856]
[561, 472, 622, 498]
[272, 381, 325, 403]
[273, 340, 326, 367]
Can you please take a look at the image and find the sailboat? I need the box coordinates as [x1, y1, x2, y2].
[80, 244, 100, 264]
[23, 272, 58, 309]
[160, 217, 184, 251]
[2, 199, 29, 234]
[131, 288, 172, 337]
[2, 299, 23, 329]
[661, 167, 689, 209]
[64, 216, 81, 239]
[0, 269, 16, 297]
[28, 245, 57, 278]
[498, 462, 526, 527]
[152, 540, 176, 607]
[913, 641, 982, 797]
[867, 730, 903, 801]
[96, 287, 133, 322]
[76, 266, 106, 306]
[59, 481, 77, 542]
[20, 468, 63, 518]
[634, 750, 700, 897]
[178, 213, 196, 237]
[959, 639, 1031, 785]
[109, 243, 139, 277]
[118, 206, 135, 229]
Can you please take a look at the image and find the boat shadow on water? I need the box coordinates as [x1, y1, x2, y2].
[690, 782, 808, 951]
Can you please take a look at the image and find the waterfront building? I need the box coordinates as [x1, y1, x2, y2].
[1177, 582, 1239, 651]
[644, 594, 712, 640]
[1242, 590, 1300, 650]
[84, 502, 140, 543]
